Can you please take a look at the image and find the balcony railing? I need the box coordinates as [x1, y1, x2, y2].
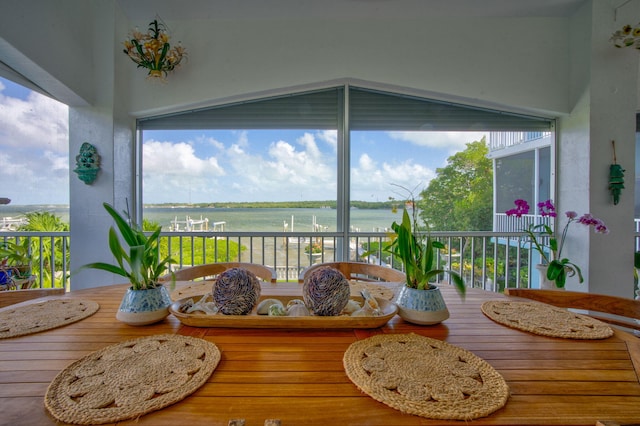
[494, 213, 552, 233]
[488, 131, 552, 152]
[1, 232, 70, 290]
[4, 228, 614, 293]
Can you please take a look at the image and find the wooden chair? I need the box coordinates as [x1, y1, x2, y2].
[298, 261, 405, 283]
[0, 288, 65, 309]
[166, 262, 277, 283]
[504, 288, 640, 334]
[596, 420, 640, 426]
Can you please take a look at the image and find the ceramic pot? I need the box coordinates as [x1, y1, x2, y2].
[394, 284, 449, 325]
[116, 285, 172, 326]
[535, 264, 563, 290]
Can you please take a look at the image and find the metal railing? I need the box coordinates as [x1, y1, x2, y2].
[0, 232, 70, 290]
[488, 131, 552, 151]
[3, 229, 639, 292]
[494, 213, 552, 233]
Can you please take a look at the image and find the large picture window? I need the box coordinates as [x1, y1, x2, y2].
[137, 84, 554, 235]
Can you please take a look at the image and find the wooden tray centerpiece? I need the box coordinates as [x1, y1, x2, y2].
[169, 294, 397, 329]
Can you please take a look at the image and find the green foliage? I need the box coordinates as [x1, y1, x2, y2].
[20, 211, 69, 288]
[0, 239, 31, 273]
[142, 218, 162, 232]
[385, 208, 465, 298]
[80, 202, 176, 290]
[419, 138, 493, 231]
[21, 211, 69, 232]
[304, 243, 323, 254]
[162, 236, 243, 264]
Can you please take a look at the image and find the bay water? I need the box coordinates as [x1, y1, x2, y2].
[1, 205, 401, 233]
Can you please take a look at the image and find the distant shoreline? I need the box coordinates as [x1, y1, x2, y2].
[3, 200, 397, 210]
[145, 200, 396, 209]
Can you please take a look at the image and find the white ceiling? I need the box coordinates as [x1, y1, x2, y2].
[116, 0, 587, 21]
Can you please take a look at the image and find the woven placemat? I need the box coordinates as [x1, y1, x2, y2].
[45, 334, 221, 425]
[0, 299, 99, 339]
[343, 333, 509, 421]
[481, 300, 614, 339]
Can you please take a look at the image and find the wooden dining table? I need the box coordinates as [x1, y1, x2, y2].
[1, 281, 639, 426]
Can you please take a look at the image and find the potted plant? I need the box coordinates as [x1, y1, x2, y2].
[505, 199, 608, 289]
[385, 205, 466, 325]
[304, 242, 323, 255]
[0, 239, 34, 289]
[81, 202, 175, 325]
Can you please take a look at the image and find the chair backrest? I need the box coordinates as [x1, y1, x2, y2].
[0, 288, 65, 309]
[504, 288, 640, 333]
[298, 262, 405, 283]
[167, 262, 277, 283]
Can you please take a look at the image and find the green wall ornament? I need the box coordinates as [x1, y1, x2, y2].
[74, 142, 101, 185]
[609, 140, 625, 205]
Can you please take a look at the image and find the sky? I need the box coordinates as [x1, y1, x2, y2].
[0, 77, 69, 205]
[0, 76, 486, 205]
[142, 129, 486, 204]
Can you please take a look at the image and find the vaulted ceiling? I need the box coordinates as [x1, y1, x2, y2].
[116, 0, 587, 21]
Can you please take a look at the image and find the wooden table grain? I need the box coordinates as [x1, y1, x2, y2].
[1, 282, 639, 426]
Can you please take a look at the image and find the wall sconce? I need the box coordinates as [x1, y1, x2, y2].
[74, 142, 100, 185]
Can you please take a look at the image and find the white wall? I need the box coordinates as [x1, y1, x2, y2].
[559, 0, 638, 297]
[122, 16, 571, 119]
[0, 0, 95, 106]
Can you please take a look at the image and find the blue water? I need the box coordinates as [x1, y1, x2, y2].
[1, 205, 402, 233]
[146, 207, 400, 232]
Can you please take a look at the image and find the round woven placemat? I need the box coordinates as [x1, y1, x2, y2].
[481, 300, 614, 339]
[0, 298, 99, 339]
[45, 334, 221, 425]
[343, 333, 509, 421]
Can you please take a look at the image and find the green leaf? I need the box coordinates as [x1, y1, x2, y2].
[103, 203, 139, 247]
[78, 202, 172, 290]
[384, 207, 465, 297]
[107, 227, 127, 270]
[80, 262, 128, 278]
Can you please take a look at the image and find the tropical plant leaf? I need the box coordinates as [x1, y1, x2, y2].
[77, 202, 175, 290]
[80, 262, 130, 278]
[385, 207, 465, 298]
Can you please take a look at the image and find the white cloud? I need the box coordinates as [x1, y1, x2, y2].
[350, 153, 436, 201]
[143, 131, 339, 203]
[197, 134, 225, 151]
[0, 84, 69, 204]
[317, 130, 337, 151]
[142, 139, 226, 204]
[220, 132, 336, 200]
[387, 131, 485, 154]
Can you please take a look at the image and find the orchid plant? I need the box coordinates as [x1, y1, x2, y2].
[506, 199, 608, 288]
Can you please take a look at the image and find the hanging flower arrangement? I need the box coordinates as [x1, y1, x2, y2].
[123, 19, 186, 80]
[610, 23, 640, 49]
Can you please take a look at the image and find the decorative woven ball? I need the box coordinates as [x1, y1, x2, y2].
[303, 266, 350, 316]
[211, 268, 261, 315]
